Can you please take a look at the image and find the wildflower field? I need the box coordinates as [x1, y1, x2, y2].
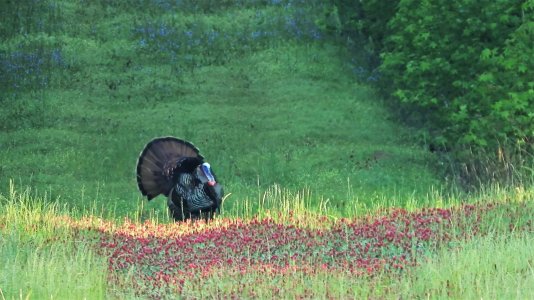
[1, 184, 533, 299]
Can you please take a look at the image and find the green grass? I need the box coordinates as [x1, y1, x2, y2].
[0, 241, 107, 300]
[0, 185, 108, 300]
[1, 184, 531, 299]
[0, 0, 444, 219]
[395, 233, 534, 299]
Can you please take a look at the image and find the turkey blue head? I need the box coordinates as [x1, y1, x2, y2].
[198, 162, 216, 186]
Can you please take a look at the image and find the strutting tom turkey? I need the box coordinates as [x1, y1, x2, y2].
[136, 137, 224, 221]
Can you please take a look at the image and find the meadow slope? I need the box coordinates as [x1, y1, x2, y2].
[0, 1, 443, 219]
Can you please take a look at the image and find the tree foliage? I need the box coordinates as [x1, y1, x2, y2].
[336, 0, 533, 184]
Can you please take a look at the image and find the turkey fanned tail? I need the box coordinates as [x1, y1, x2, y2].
[136, 137, 203, 200]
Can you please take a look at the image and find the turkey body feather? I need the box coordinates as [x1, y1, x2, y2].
[136, 137, 223, 221]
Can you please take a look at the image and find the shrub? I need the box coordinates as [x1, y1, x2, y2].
[336, 0, 533, 184]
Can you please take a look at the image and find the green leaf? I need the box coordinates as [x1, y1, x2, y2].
[479, 72, 494, 83]
[480, 48, 491, 59]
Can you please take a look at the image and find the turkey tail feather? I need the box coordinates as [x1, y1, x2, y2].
[136, 137, 203, 200]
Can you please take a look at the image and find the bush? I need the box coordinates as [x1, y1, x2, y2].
[336, 0, 533, 185]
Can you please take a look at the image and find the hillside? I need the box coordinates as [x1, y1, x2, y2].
[1, 1, 443, 218]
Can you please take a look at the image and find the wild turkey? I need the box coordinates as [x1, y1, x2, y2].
[136, 137, 224, 221]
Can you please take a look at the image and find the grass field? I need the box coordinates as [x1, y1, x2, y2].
[0, 0, 443, 219]
[0, 184, 532, 299]
[0, 1, 532, 299]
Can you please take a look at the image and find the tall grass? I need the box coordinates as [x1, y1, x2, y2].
[0, 241, 108, 300]
[0, 183, 108, 300]
[396, 233, 534, 299]
[1, 182, 532, 299]
[223, 181, 534, 221]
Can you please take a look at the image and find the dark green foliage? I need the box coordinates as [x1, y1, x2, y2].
[382, 0, 525, 144]
[328, 1, 398, 83]
[475, 19, 533, 147]
[334, 0, 398, 52]
[336, 0, 533, 185]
